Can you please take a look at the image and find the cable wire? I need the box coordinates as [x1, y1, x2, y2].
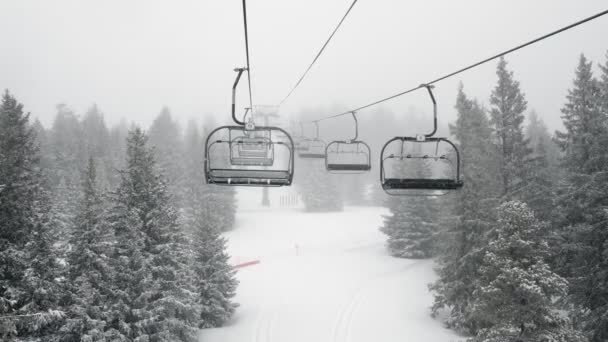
[242, 0, 254, 117]
[302, 8, 608, 123]
[279, 0, 358, 106]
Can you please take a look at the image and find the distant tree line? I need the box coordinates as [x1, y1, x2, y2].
[382, 52, 608, 341]
[0, 96, 238, 341]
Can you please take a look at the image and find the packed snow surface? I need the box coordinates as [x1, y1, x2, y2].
[199, 191, 461, 342]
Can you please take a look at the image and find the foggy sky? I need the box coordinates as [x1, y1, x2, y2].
[1, 0, 607, 133]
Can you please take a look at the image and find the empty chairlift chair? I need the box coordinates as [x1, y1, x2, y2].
[380, 137, 463, 195]
[298, 121, 327, 159]
[293, 123, 310, 153]
[325, 112, 371, 173]
[379, 84, 463, 195]
[204, 67, 295, 186]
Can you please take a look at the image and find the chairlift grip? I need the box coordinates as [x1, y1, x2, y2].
[351, 111, 358, 141]
[232, 67, 247, 125]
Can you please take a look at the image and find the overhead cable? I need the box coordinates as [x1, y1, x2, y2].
[301, 8, 608, 123]
[279, 0, 359, 106]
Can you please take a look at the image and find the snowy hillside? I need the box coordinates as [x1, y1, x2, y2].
[199, 196, 461, 342]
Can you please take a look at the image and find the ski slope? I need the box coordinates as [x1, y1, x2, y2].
[199, 190, 461, 342]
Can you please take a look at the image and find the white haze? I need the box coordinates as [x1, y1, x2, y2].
[1, 0, 607, 132]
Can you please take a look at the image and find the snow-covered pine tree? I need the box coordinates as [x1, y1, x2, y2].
[489, 57, 532, 198]
[49, 104, 86, 251]
[297, 158, 343, 212]
[551, 54, 608, 342]
[107, 119, 128, 188]
[522, 111, 559, 220]
[32, 119, 55, 186]
[149, 107, 185, 204]
[106, 127, 199, 341]
[0, 90, 64, 340]
[471, 201, 584, 342]
[201, 119, 237, 232]
[49, 104, 86, 188]
[182, 120, 238, 328]
[525, 110, 561, 173]
[555, 54, 604, 174]
[430, 85, 500, 335]
[600, 51, 608, 116]
[81, 104, 112, 189]
[61, 157, 111, 341]
[381, 150, 437, 258]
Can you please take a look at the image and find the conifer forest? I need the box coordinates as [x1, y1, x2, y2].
[2, 1, 608, 341]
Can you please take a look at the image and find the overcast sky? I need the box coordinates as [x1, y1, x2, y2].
[1, 0, 607, 133]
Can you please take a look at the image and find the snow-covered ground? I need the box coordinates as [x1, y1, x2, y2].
[199, 189, 462, 342]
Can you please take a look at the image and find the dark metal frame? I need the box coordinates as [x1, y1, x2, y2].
[205, 126, 294, 186]
[298, 121, 327, 159]
[379, 85, 463, 195]
[324, 112, 372, 173]
[204, 67, 295, 187]
[380, 137, 463, 194]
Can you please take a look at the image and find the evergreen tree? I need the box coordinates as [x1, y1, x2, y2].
[381, 156, 437, 258]
[297, 158, 343, 212]
[0, 90, 64, 339]
[32, 119, 55, 186]
[523, 111, 559, 220]
[49, 104, 86, 188]
[525, 111, 560, 167]
[201, 119, 237, 232]
[471, 201, 583, 342]
[105, 127, 199, 341]
[600, 51, 608, 116]
[81, 105, 112, 189]
[552, 54, 608, 341]
[489, 57, 532, 197]
[61, 157, 111, 341]
[182, 120, 238, 328]
[48, 104, 85, 250]
[431, 85, 499, 335]
[555, 54, 604, 174]
[107, 119, 128, 188]
[149, 107, 184, 203]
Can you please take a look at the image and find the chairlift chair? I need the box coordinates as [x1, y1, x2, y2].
[298, 121, 327, 159]
[293, 123, 310, 152]
[204, 67, 295, 186]
[379, 85, 463, 195]
[325, 112, 372, 173]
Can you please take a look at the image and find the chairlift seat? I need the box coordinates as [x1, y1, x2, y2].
[326, 163, 371, 172]
[382, 178, 463, 191]
[298, 152, 326, 159]
[207, 169, 291, 186]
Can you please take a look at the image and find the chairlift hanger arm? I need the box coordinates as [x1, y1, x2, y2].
[422, 84, 437, 138]
[232, 67, 247, 126]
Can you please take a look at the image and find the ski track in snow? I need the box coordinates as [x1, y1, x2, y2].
[199, 189, 461, 342]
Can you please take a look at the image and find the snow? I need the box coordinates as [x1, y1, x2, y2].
[199, 188, 462, 342]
